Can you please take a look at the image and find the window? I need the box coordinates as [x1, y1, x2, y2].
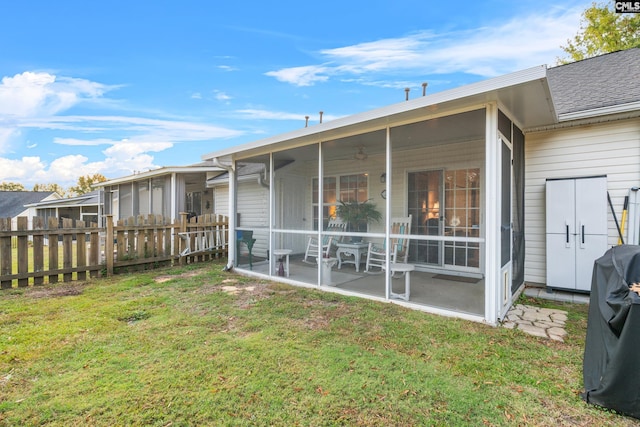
[312, 173, 368, 230]
[151, 177, 169, 218]
[138, 180, 150, 215]
[186, 191, 202, 216]
[444, 168, 480, 268]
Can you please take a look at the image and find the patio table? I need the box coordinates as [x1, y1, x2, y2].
[336, 241, 369, 272]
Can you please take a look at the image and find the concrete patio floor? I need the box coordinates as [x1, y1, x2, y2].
[241, 254, 485, 317]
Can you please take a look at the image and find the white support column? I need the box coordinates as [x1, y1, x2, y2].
[268, 153, 274, 276]
[228, 162, 237, 267]
[170, 173, 177, 223]
[317, 142, 324, 286]
[484, 103, 500, 325]
[385, 127, 391, 300]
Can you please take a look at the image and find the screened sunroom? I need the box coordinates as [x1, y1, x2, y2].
[203, 65, 555, 325]
[98, 164, 223, 225]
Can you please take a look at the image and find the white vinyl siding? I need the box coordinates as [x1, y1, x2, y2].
[524, 118, 640, 284]
[215, 179, 269, 257]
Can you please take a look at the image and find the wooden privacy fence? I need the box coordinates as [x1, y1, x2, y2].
[0, 213, 229, 289]
[105, 213, 229, 275]
[0, 216, 101, 289]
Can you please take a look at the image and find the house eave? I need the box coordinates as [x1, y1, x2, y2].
[95, 165, 225, 187]
[202, 65, 553, 160]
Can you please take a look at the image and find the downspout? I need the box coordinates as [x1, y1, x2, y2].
[211, 157, 236, 271]
[258, 168, 269, 189]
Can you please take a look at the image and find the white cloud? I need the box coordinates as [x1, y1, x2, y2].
[53, 137, 114, 146]
[265, 65, 330, 87]
[265, 6, 584, 86]
[215, 91, 232, 101]
[0, 71, 118, 153]
[0, 156, 47, 181]
[102, 140, 173, 160]
[0, 71, 113, 118]
[0, 148, 166, 187]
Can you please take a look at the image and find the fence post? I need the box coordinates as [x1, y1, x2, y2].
[0, 218, 11, 289]
[106, 215, 114, 276]
[17, 217, 28, 287]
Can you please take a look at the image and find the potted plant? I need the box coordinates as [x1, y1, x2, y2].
[336, 199, 382, 242]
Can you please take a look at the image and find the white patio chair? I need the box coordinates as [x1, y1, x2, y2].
[365, 215, 412, 273]
[303, 217, 345, 263]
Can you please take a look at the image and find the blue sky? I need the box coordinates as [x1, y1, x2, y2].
[0, 0, 592, 188]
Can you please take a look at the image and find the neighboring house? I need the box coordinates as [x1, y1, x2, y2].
[0, 191, 60, 228]
[25, 190, 103, 226]
[200, 48, 640, 325]
[95, 162, 225, 225]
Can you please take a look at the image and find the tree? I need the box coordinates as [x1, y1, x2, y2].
[559, 2, 640, 64]
[0, 182, 26, 191]
[69, 174, 108, 196]
[33, 183, 66, 196]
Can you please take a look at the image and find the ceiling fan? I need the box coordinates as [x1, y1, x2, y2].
[324, 145, 369, 163]
[353, 146, 368, 161]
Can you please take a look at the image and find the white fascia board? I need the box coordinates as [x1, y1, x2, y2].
[201, 65, 548, 160]
[558, 101, 640, 122]
[24, 195, 94, 208]
[95, 166, 224, 187]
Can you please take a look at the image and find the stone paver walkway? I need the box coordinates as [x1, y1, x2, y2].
[501, 304, 568, 341]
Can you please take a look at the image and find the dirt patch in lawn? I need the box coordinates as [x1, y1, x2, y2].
[154, 269, 208, 283]
[27, 283, 84, 299]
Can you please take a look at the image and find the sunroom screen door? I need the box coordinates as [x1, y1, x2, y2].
[408, 170, 443, 266]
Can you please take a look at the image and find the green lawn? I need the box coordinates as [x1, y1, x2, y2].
[0, 261, 635, 426]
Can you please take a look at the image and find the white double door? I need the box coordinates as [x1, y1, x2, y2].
[545, 176, 608, 292]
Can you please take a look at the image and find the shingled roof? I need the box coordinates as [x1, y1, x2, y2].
[0, 191, 57, 218]
[547, 48, 640, 116]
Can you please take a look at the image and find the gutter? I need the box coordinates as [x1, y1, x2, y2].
[557, 101, 640, 122]
[211, 157, 236, 272]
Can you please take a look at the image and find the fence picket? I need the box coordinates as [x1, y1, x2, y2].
[76, 220, 87, 281]
[33, 217, 45, 285]
[89, 224, 100, 278]
[48, 217, 59, 284]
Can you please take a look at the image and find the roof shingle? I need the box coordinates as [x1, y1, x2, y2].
[547, 48, 640, 116]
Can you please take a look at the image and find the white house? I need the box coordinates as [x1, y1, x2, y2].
[96, 162, 225, 225]
[0, 191, 61, 229]
[25, 190, 102, 226]
[200, 49, 639, 326]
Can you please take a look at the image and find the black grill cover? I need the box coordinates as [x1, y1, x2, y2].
[582, 245, 640, 419]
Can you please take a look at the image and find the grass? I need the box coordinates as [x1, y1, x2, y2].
[0, 260, 636, 426]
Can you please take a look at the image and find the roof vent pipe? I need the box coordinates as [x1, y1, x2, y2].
[422, 82, 428, 96]
[305, 116, 309, 127]
[405, 88, 410, 101]
[319, 111, 323, 123]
